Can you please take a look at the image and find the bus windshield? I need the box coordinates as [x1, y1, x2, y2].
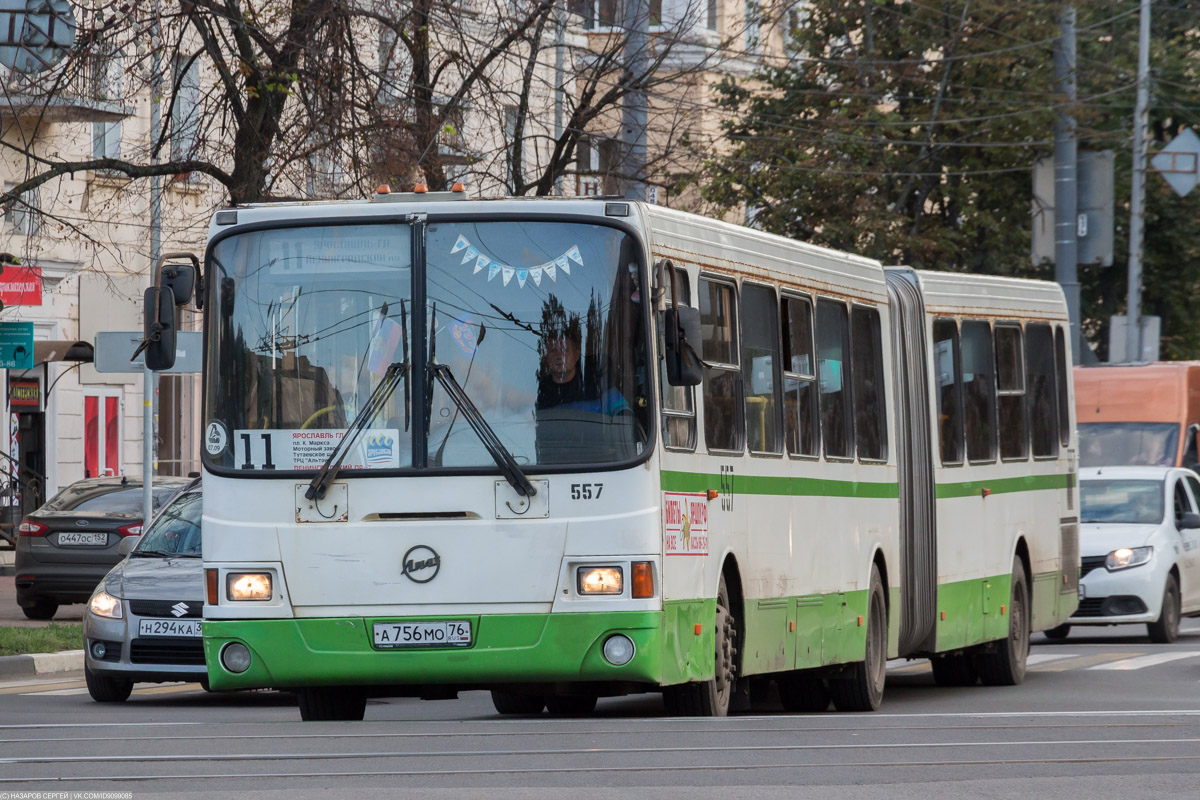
[204, 219, 650, 473]
[1078, 422, 1179, 468]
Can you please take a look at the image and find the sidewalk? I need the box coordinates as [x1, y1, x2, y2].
[0, 548, 87, 677]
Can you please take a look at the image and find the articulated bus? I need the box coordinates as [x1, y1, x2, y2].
[169, 192, 1078, 720]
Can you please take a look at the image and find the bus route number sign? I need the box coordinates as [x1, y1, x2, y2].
[663, 492, 709, 556]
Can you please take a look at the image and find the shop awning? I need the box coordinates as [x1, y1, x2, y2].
[34, 340, 95, 364]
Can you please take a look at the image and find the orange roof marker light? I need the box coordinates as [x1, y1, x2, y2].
[452, 182, 466, 193]
[413, 184, 428, 193]
[376, 184, 391, 194]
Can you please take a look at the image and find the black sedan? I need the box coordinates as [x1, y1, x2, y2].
[14, 476, 191, 619]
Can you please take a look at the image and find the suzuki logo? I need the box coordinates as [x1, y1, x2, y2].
[401, 545, 441, 584]
[171, 602, 189, 617]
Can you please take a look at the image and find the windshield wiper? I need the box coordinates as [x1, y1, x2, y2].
[133, 548, 172, 557]
[428, 363, 536, 498]
[306, 360, 407, 500]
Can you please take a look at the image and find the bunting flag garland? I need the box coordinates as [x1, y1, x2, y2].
[449, 236, 583, 290]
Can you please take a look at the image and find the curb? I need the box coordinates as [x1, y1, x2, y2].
[0, 649, 84, 678]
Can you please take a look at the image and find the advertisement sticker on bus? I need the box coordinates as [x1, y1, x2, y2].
[663, 491, 709, 556]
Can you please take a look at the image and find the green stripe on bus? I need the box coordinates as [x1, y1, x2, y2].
[934, 473, 1072, 499]
[659, 470, 899, 499]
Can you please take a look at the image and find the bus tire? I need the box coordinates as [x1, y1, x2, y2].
[545, 695, 598, 716]
[829, 564, 886, 712]
[297, 687, 367, 721]
[491, 691, 545, 715]
[1147, 574, 1181, 644]
[930, 654, 978, 687]
[974, 557, 1030, 686]
[1043, 624, 1070, 640]
[777, 676, 829, 712]
[662, 574, 738, 717]
[85, 666, 132, 703]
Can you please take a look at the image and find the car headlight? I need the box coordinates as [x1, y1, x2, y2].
[89, 590, 123, 619]
[577, 566, 623, 595]
[227, 572, 273, 601]
[1106, 546, 1153, 571]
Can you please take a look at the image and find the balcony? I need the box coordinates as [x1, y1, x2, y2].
[1, 56, 134, 124]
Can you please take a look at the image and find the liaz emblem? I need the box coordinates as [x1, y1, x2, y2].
[401, 545, 441, 583]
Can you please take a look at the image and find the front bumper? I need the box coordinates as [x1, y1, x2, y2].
[83, 610, 207, 684]
[204, 611, 666, 692]
[1068, 559, 1163, 625]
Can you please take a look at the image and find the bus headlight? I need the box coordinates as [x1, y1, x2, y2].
[227, 572, 273, 601]
[578, 566, 623, 595]
[1106, 547, 1153, 571]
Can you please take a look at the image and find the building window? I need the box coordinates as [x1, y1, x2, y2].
[3, 182, 40, 236]
[171, 55, 201, 162]
[707, 0, 718, 30]
[91, 50, 123, 164]
[744, 0, 760, 52]
[84, 391, 123, 478]
[570, 0, 619, 29]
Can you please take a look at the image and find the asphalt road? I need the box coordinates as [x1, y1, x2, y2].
[3, 619, 1199, 799]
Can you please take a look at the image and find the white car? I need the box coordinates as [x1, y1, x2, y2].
[1049, 466, 1200, 643]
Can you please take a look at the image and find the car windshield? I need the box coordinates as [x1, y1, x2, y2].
[134, 491, 202, 556]
[1080, 479, 1165, 524]
[1078, 422, 1179, 467]
[205, 219, 650, 472]
[42, 484, 181, 514]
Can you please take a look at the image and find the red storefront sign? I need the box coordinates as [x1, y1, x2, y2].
[0, 266, 42, 307]
[9, 379, 40, 408]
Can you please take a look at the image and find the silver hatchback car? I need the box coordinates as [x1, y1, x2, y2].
[83, 482, 206, 702]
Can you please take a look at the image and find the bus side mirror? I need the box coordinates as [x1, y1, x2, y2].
[160, 263, 196, 307]
[143, 286, 177, 371]
[664, 306, 703, 386]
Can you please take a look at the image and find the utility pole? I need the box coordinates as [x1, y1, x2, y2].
[1126, 0, 1152, 364]
[143, 29, 162, 525]
[1054, 7, 1081, 364]
[621, 0, 648, 201]
[554, 0, 565, 196]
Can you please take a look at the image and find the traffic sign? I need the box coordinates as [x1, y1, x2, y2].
[0, 321, 33, 369]
[1150, 128, 1200, 198]
[94, 330, 202, 374]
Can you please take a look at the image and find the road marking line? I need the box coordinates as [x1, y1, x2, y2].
[1089, 652, 1200, 670]
[1027, 653, 1071, 665]
[132, 683, 202, 695]
[22, 688, 90, 696]
[1032, 652, 1140, 672]
[0, 681, 83, 695]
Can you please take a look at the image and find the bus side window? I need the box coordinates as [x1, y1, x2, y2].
[933, 319, 964, 465]
[699, 277, 744, 453]
[816, 299, 853, 460]
[782, 294, 819, 457]
[995, 323, 1028, 461]
[851, 305, 887, 461]
[1054, 326, 1071, 448]
[659, 271, 696, 450]
[1026, 322, 1059, 458]
[742, 283, 782, 456]
[961, 320, 997, 462]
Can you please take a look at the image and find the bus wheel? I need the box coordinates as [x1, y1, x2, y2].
[297, 687, 367, 721]
[491, 691, 546, 715]
[663, 574, 738, 717]
[1147, 574, 1181, 644]
[829, 564, 886, 712]
[545, 695, 598, 716]
[778, 676, 829, 712]
[931, 654, 978, 687]
[974, 557, 1030, 686]
[1043, 624, 1071, 640]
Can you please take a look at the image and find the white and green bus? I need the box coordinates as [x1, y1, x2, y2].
[161, 191, 1078, 720]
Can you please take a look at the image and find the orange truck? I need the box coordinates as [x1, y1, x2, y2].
[1074, 362, 1200, 469]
